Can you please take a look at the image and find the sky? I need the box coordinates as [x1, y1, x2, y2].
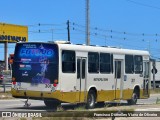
[0, 0, 160, 60]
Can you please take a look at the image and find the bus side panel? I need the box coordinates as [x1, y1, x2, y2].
[87, 73, 116, 101]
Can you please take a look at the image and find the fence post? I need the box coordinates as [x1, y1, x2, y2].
[3, 83, 6, 93]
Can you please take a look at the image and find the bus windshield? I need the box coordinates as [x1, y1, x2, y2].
[13, 43, 58, 84]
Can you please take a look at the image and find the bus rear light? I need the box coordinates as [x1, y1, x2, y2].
[12, 82, 16, 85]
[12, 77, 16, 81]
[53, 83, 57, 87]
[54, 79, 58, 84]
[53, 79, 58, 87]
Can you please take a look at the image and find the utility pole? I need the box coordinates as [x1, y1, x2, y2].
[4, 41, 8, 70]
[86, 0, 90, 45]
[152, 60, 156, 90]
[67, 20, 70, 42]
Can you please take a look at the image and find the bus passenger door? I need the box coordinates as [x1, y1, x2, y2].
[76, 57, 87, 102]
[143, 61, 150, 97]
[114, 60, 124, 100]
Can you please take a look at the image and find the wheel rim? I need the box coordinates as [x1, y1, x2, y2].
[133, 93, 137, 103]
[88, 94, 94, 107]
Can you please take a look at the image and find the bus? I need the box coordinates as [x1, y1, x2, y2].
[11, 41, 150, 109]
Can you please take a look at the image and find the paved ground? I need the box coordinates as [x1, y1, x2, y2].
[0, 94, 160, 120]
[0, 91, 160, 120]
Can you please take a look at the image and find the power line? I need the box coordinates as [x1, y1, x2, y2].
[29, 28, 66, 33]
[72, 25, 160, 43]
[71, 23, 160, 58]
[72, 22, 160, 37]
[1, 21, 159, 58]
[27, 23, 66, 27]
[126, 0, 160, 10]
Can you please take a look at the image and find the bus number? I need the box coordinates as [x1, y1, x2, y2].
[45, 84, 51, 88]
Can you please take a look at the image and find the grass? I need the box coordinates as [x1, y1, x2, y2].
[31, 107, 135, 120]
[20, 118, 28, 120]
[74, 104, 86, 111]
[150, 88, 160, 94]
[0, 91, 13, 99]
[156, 97, 160, 104]
[32, 117, 89, 120]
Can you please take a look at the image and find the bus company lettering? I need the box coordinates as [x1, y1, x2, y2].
[0, 35, 26, 42]
[20, 49, 53, 56]
[94, 78, 108, 81]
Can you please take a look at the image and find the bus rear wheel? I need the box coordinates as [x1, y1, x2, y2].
[44, 99, 61, 108]
[86, 90, 96, 109]
[127, 92, 138, 105]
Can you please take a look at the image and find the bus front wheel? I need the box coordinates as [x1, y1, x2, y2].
[86, 90, 96, 109]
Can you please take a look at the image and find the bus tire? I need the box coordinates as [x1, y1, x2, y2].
[44, 99, 61, 108]
[127, 92, 138, 105]
[86, 90, 96, 109]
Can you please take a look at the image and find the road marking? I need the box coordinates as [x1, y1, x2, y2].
[3, 103, 44, 107]
[0, 99, 42, 101]
[136, 108, 160, 111]
[137, 103, 155, 105]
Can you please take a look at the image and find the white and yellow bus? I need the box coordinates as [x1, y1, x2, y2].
[11, 41, 150, 109]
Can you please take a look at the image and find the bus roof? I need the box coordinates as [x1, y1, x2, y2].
[16, 41, 150, 56]
[58, 43, 149, 56]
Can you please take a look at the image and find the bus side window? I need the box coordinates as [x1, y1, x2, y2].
[88, 52, 99, 73]
[100, 53, 112, 73]
[134, 55, 143, 74]
[111, 54, 113, 73]
[62, 50, 75, 73]
[125, 55, 134, 74]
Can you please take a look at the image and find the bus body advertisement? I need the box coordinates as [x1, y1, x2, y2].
[12, 43, 58, 92]
[11, 41, 150, 109]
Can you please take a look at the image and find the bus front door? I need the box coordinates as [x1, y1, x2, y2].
[114, 60, 124, 100]
[76, 58, 87, 103]
[143, 61, 150, 97]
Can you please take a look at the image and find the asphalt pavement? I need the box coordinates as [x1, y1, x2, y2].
[0, 94, 159, 111]
[0, 94, 160, 119]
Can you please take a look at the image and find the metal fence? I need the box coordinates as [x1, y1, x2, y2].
[0, 83, 11, 93]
